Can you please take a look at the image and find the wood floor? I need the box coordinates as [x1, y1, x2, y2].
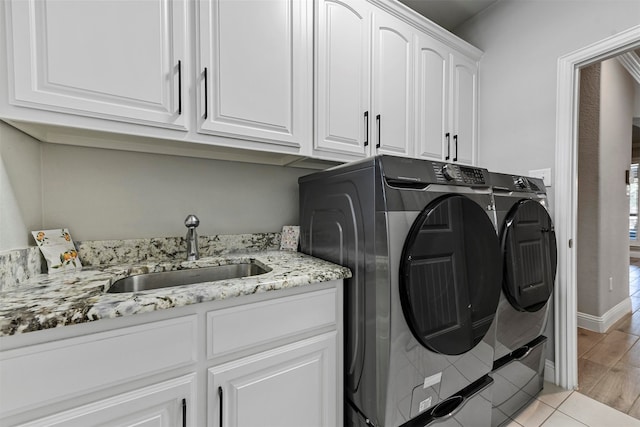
[577, 259, 640, 420]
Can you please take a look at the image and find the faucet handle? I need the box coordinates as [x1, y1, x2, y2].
[185, 214, 200, 228]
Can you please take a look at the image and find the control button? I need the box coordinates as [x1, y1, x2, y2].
[442, 164, 455, 181]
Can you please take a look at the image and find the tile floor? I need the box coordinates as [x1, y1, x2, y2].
[575, 259, 640, 421]
[508, 258, 640, 427]
[504, 381, 640, 426]
[504, 259, 640, 426]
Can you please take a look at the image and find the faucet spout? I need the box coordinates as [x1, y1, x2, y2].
[184, 214, 200, 261]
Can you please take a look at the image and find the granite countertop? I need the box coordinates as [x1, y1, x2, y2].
[0, 250, 351, 337]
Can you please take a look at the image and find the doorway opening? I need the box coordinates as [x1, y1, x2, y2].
[554, 25, 640, 393]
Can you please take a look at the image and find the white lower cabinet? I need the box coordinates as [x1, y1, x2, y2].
[18, 375, 196, 427]
[0, 284, 343, 427]
[209, 332, 338, 427]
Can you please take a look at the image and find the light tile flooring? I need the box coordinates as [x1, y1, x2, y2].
[576, 259, 640, 421]
[504, 381, 640, 426]
[505, 260, 640, 426]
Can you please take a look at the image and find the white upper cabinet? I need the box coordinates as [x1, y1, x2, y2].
[372, 12, 414, 157]
[451, 54, 478, 166]
[314, 0, 372, 158]
[414, 33, 478, 165]
[6, 0, 188, 130]
[414, 34, 450, 161]
[197, 0, 312, 149]
[1, 0, 480, 165]
[315, 0, 480, 164]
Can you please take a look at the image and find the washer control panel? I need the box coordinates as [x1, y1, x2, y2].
[433, 163, 488, 185]
[379, 156, 490, 187]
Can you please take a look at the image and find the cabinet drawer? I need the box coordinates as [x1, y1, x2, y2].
[0, 316, 197, 418]
[207, 288, 336, 359]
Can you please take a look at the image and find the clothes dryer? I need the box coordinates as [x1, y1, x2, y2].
[299, 156, 503, 427]
[488, 173, 557, 426]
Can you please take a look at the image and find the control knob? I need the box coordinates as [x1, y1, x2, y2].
[442, 164, 455, 181]
[515, 177, 528, 188]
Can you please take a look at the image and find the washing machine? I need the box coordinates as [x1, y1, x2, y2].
[299, 155, 503, 427]
[488, 172, 557, 426]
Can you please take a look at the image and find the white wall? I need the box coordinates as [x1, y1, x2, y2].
[455, 0, 640, 362]
[455, 0, 640, 177]
[0, 120, 311, 248]
[40, 144, 310, 241]
[0, 122, 42, 251]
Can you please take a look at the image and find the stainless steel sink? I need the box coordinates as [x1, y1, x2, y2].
[107, 262, 270, 293]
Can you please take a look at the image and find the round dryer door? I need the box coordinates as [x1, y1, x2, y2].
[400, 194, 502, 356]
[501, 199, 557, 312]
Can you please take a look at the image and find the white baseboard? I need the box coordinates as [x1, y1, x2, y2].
[577, 297, 632, 333]
[544, 359, 555, 383]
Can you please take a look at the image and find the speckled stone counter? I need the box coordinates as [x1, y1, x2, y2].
[0, 236, 351, 337]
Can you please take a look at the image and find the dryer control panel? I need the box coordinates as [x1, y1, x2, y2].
[379, 156, 490, 187]
[434, 163, 488, 185]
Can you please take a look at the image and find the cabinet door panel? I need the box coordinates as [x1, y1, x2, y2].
[209, 333, 337, 427]
[7, 0, 187, 129]
[415, 35, 449, 161]
[372, 14, 413, 157]
[0, 316, 197, 418]
[315, 0, 370, 157]
[198, 0, 311, 148]
[451, 55, 478, 165]
[17, 375, 195, 427]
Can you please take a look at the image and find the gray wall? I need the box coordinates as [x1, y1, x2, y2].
[456, 0, 640, 211]
[0, 122, 43, 251]
[577, 63, 601, 318]
[1, 121, 311, 249]
[597, 58, 633, 315]
[577, 59, 634, 318]
[455, 0, 640, 362]
[40, 144, 309, 241]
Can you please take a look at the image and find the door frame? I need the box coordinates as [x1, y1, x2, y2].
[554, 25, 640, 389]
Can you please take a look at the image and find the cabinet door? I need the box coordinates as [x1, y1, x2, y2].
[6, 0, 187, 130]
[209, 332, 338, 427]
[315, 0, 371, 158]
[450, 54, 478, 165]
[17, 375, 196, 427]
[198, 0, 312, 149]
[414, 34, 450, 161]
[372, 13, 413, 157]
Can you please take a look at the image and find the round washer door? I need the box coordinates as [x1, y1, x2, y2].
[400, 194, 502, 356]
[501, 199, 557, 312]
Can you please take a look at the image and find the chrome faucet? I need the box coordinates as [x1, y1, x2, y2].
[184, 214, 200, 261]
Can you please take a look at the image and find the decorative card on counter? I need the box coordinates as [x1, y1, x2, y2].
[31, 228, 83, 273]
[280, 226, 300, 251]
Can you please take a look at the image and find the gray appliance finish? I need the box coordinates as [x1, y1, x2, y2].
[488, 172, 557, 426]
[490, 173, 557, 359]
[299, 156, 504, 427]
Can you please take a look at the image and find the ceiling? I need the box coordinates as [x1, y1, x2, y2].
[397, 0, 500, 31]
